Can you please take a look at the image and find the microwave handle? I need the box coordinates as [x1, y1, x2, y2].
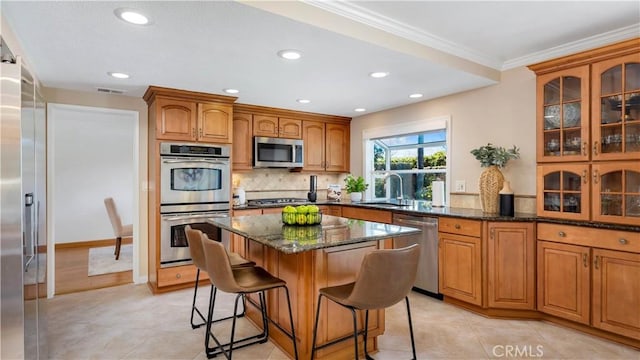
[162, 158, 227, 165]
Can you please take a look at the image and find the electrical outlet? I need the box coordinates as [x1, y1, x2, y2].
[455, 180, 466, 192]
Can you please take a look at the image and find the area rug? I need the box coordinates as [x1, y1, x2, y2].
[88, 244, 133, 276]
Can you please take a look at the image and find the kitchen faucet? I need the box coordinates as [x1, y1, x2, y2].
[383, 173, 403, 201]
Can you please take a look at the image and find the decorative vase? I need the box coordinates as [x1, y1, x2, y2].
[499, 180, 515, 217]
[479, 165, 504, 213]
[350, 192, 363, 202]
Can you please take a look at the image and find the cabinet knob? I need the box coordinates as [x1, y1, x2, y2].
[593, 141, 599, 156]
[582, 170, 588, 184]
[582, 253, 588, 268]
[558, 231, 566, 237]
[454, 224, 461, 229]
[619, 238, 628, 245]
[582, 141, 588, 156]
[593, 170, 599, 184]
[176, 273, 182, 279]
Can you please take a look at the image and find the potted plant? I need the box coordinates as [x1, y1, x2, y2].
[470, 143, 520, 213]
[344, 174, 369, 202]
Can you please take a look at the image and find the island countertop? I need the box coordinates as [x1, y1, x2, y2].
[208, 213, 420, 254]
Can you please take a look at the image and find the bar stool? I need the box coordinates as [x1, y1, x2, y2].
[185, 226, 255, 329]
[201, 235, 298, 360]
[310, 244, 420, 360]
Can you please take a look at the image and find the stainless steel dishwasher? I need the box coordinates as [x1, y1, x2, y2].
[392, 213, 441, 299]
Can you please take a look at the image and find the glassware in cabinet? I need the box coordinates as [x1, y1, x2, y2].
[537, 66, 590, 162]
[592, 54, 640, 160]
[537, 164, 590, 220]
[592, 162, 640, 224]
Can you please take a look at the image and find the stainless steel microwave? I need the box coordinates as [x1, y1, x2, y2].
[254, 136, 304, 168]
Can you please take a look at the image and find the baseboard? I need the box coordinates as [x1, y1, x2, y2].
[55, 237, 133, 249]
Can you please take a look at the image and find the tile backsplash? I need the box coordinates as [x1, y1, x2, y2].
[233, 169, 347, 200]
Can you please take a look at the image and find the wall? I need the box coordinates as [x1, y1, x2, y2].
[350, 66, 537, 212]
[45, 88, 149, 281]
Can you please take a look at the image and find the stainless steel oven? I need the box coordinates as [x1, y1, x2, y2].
[160, 210, 230, 268]
[160, 142, 230, 212]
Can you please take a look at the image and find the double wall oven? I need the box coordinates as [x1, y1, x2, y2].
[159, 142, 231, 268]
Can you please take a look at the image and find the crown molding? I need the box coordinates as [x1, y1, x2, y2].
[304, 0, 503, 70]
[502, 24, 640, 70]
[304, 1, 639, 73]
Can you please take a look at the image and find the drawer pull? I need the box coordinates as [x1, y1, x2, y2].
[593, 170, 599, 184]
[619, 238, 628, 245]
[593, 141, 598, 156]
[582, 141, 588, 156]
[454, 224, 461, 230]
[582, 253, 588, 268]
[490, 228, 495, 239]
[558, 231, 566, 237]
[582, 170, 588, 184]
[176, 273, 182, 279]
[594, 256, 599, 270]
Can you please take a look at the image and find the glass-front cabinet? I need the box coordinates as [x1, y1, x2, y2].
[537, 164, 590, 221]
[592, 53, 640, 161]
[537, 66, 590, 162]
[592, 162, 640, 225]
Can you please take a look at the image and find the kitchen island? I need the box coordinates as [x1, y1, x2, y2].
[208, 213, 420, 360]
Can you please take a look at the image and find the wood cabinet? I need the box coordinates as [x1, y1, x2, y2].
[537, 222, 640, 340]
[318, 205, 341, 217]
[144, 87, 236, 144]
[530, 39, 640, 226]
[537, 240, 591, 324]
[253, 115, 302, 139]
[232, 112, 253, 170]
[536, 163, 590, 221]
[340, 206, 391, 223]
[303, 121, 350, 172]
[487, 222, 536, 310]
[438, 217, 482, 306]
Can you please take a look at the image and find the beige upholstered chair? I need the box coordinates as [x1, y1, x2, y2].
[311, 244, 420, 360]
[103, 197, 133, 260]
[201, 234, 298, 359]
[184, 226, 254, 329]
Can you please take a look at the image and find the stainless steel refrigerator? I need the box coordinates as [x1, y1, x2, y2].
[1, 39, 47, 360]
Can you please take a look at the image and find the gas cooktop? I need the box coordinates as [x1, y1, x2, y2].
[247, 198, 308, 206]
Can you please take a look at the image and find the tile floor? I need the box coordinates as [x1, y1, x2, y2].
[46, 284, 638, 359]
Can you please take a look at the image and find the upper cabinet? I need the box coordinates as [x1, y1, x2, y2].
[234, 103, 351, 172]
[536, 66, 590, 162]
[530, 39, 640, 226]
[303, 121, 350, 172]
[253, 115, 302, 139]
[592, 54, 640, 161]
[144, 86, 237, 144]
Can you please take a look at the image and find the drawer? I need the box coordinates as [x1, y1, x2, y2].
[439, 217, 481, 237]
[537, 223, 640, 253]
[157, 264, 207, 287]
[341, 207, 392, 223]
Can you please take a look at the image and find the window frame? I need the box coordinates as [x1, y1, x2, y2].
[361, 116, 451, 204]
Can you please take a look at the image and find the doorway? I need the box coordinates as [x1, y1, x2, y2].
[47, 104, 139, 295]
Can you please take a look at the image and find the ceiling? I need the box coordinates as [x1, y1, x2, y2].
[2, 1, 638, 117]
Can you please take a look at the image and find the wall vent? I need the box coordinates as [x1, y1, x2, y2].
[96, 87, 126, 94]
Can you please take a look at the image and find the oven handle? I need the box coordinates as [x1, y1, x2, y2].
[162, 213, 229, 222]
[162, 158, 228, 165]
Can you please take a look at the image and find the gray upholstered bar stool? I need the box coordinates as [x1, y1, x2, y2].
[201, 235, 298, 360]
[310, 244, 420, 360]
[185, 226, 255, 329]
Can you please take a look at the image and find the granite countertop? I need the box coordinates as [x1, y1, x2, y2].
[234, 200, 640, 232]
[208, 213, 420, 254]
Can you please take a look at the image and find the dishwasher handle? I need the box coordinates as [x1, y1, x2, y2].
[394, 217, 437, 227]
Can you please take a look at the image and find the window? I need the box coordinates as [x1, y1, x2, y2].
[362, 117, 449, 202]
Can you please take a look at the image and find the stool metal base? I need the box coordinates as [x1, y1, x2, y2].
[191, 269, 246, 329]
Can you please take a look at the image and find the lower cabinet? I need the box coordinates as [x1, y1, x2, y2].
[487, 222, 536, 310]
[537, 240, 591, 324]
[439, 231, 482, 306]
[438, 217, 482, 306]
[537, 223, 640, 340]
[157, 265, 209, 288]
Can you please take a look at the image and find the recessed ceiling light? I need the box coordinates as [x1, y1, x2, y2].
[297, 99, 311, 104]
[409, 93, 423, 99]
[369, 72, 389, 78]
[354, 108, 366, 112]
[108, 72, 130, 79]
[277, 50, 302, 60]
[114, 8, 150, 25]
[223, 88, 239, 94]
